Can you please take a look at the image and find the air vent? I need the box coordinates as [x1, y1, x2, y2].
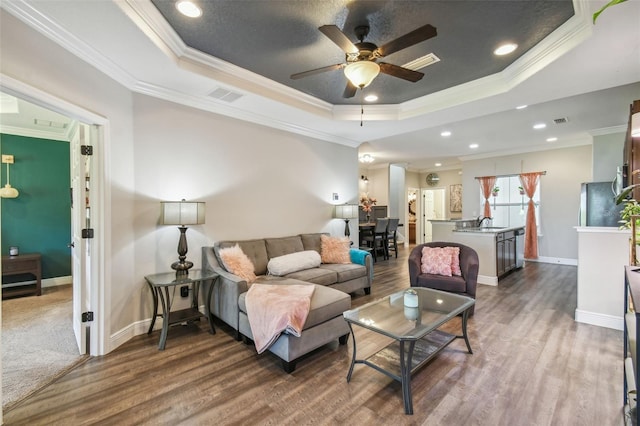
[553, 117, 569, 124]
[208, 87, 243, 103]
[33, 118, 67, 129]
[402, 53, 441, 71]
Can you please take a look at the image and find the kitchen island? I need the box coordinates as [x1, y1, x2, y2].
[431, 219, 525, 286]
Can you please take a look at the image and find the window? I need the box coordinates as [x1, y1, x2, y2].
[482, 175, 540, 228]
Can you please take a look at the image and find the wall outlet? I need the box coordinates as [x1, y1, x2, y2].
[180, 285, 189, 298]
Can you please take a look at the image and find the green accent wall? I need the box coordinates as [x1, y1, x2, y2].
[1, 134, 71, 278]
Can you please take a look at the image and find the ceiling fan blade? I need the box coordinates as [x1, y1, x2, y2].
[319, 25, 359, 54]
[375, 24, 437, 58]
[290, 63, 345, 80]
[379, 62, 424, 82]
[343, 81, 358, 98]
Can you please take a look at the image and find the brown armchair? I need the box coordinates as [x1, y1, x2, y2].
[408, 242, 479, 315]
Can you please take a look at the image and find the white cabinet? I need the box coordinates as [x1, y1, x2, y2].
[624, 266, 640, 425]
[575, 226, 627, 330]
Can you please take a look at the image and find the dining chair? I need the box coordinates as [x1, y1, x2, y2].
[363, 218, 389, 261]
[386, 218, 400, 258]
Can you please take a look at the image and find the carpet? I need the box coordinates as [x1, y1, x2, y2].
[2, 285, 87, 410]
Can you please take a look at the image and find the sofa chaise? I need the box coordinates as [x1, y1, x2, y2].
[202, 233, 373, 372]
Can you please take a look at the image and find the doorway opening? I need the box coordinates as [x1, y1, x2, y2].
[421, 188, 446, 242]
[0, 75, 106, 357]
[407, 188, 418, 245]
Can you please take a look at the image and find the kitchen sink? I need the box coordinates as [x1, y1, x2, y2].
[455, 226, 507, 232]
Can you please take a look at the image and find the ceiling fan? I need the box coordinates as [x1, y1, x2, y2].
[291, 23, 437, 98]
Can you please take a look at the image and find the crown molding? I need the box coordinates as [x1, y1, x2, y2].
[589, 125, 627, 137]
[0, 124, 70, 141]
[132, 81, 360, 147]
[458, 135, 592, 162]
[119, 0, 595, 124]
[2, 0, 138, 89]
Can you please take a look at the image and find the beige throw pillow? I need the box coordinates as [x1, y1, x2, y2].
[218, 244, 257, 284]
[320, 235, 351, 264]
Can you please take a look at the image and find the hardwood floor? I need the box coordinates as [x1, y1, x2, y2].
[3, 246, 624, 425]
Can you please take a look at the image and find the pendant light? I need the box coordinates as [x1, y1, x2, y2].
[0, 155, 19, 199]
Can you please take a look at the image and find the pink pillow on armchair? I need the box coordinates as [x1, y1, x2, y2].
[444, 246, 462, 276]
[421, 247, 452, 276]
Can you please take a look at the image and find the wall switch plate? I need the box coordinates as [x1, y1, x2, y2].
[180, 285, 189, 298]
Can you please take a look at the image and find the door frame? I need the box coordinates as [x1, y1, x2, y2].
[1, 73, 109, 357]
[407, 187, 419, 246]
[421, 187, 446, 243]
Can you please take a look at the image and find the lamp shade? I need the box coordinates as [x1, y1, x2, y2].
[334, 204, 359, 219]
[0, 184, 18, 198]
[344, 61, 380, 88]
[161, 200, 206, 226]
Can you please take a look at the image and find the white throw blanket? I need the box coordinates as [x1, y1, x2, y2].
[245, 284, 314, 354]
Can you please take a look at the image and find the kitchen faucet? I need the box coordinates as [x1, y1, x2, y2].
[477, 216, 493, 227]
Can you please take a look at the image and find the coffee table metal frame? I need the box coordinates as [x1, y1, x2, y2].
[343, 287, 475, 415]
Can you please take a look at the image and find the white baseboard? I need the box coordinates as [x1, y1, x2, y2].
[42, 276, 72, 288]
[575, 309, 623, 330]
[477, 275, 498, 286]
[110, 319, 154, 352]
[110, 305, 208, 352]
[529, 256, 577, 266]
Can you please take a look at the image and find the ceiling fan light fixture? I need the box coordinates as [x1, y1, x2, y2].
[344, 61, 380, 88]
[359, 154, 375, 163]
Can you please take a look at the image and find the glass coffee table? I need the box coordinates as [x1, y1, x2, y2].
[343, 287, 475, 415]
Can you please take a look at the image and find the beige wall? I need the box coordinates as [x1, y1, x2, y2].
[419, 169, 464, 219]
[1, 12, 359, 352]
[462, 145, 593, 261]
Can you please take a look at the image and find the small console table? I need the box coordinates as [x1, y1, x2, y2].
[2, 253, 42, 300]
[144, 269, 217, 350]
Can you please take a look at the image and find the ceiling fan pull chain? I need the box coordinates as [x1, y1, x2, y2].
[360, 88, 364, 127]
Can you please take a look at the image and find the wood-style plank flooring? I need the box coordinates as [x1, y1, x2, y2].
[3, 246, 624, 425]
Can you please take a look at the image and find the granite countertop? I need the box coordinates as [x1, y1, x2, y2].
[454, 225, 525, 234]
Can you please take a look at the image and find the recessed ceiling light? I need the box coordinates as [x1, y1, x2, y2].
[435, 163, 442, 167]
[546, 137, 558, 142]
[533, 123, 547, 130]
[441, 131, 451, 137]
[364, 94, 378, 102]
[469, 143, 479, 149]
[494, 43, 518, 56]
[516, 105, 528, 110]
[176, 0, 202, 18]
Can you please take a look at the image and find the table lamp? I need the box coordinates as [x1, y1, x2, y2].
[161, 199, 205, 274]
[333, 204, 359, 237]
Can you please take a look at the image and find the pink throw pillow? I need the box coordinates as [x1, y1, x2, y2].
[421, 247, 452, 276]
[218, 244, 257, 284]
[444, 246, 462, 276]
[320, 235, 351, 264]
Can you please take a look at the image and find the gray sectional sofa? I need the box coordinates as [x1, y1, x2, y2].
[202, 233, 373, 372]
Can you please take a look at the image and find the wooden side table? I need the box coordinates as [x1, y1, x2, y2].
[144, 269, 217, 350]
[2, 253, 42, 300]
